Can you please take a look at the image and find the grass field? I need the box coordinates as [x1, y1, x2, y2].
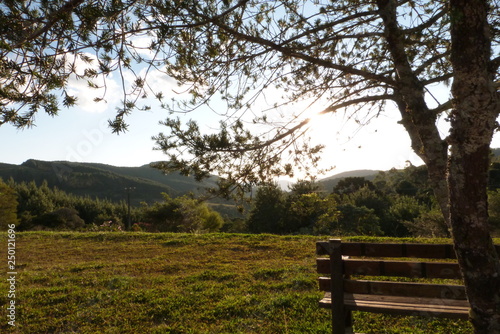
[0, 232, 478, 333]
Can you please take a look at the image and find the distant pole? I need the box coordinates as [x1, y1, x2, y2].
[125, 187, 135, 230]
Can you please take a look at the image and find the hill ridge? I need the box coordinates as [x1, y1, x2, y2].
[0, 159, 216, 205]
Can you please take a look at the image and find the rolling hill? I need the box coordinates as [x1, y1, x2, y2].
[0, 159, 217, 205]
[0, 160, 388, 202]
[317, 169, 381, 192]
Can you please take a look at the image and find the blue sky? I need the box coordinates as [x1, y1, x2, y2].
[7, 96, 500, 179]
[2, 50, 499, 180]
[0, 94, 427, 178]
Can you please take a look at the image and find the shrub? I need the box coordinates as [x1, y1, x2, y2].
[140, 193, 224, 233]
[0, 179, 18, 229]
[29, 208, 85, 231]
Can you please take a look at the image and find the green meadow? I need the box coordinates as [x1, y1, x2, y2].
[0, 232, 476, 333]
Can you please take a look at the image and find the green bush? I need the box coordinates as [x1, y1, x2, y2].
[140, 193, 224, 232]
[29, 207, 85, 231]
[0, 179, 18, 229]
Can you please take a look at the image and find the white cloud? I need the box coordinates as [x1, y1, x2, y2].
[64, 52, 122, 113]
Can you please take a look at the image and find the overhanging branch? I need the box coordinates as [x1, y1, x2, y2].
[190, 8, 395, 86]
[320, 94, 395, 114]
[13, 0, 87, 49]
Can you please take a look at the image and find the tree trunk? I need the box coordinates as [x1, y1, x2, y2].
[449, 0, 500, 332]
[377, 0, 450, 225]
[395, 95, 450, 226]
[380, 0, 500, 331]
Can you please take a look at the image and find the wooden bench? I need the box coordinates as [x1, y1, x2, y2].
[316, 239, 477, 334]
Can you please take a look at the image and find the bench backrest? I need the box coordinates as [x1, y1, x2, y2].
[315, 239, 489, 300]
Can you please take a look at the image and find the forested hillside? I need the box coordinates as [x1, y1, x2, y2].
[2, 157, 500, 237]
[0, 159, 217, 204]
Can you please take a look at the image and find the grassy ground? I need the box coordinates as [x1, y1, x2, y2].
[0, 232, 477, 333]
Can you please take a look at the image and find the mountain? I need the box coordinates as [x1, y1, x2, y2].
[0, 159, 216, 205]
[277, 170, 381, 192]
[0, 159, 382, 202]
[6, 149, 500, 204]
[0, 160, 382, 217]
[318, 169, 381, 192]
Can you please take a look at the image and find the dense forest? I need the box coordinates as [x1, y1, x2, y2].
[0, 178, 224, 233]
[2, 162, 500, 237]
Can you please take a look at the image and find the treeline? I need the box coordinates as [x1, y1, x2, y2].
[3, 163, 500, 236]
[0, 179, 224, 233]
[246, 164, 500, 237]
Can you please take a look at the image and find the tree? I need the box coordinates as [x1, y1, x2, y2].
[31, 207, 85, 231]
[246, 183, 286, 233]
[389, 195, 426, 224]
[286, 192, 339, 234]
[0, 179, 18, 229]
[389, 195, 433, 237]
[9, 179, 131, 228]
[15, 180, 55, 225]
[140, 193, 223, 232]
[288, 179, 324, 196]
[404, 209, 450, 238]
[284, 180, 331, 233]
[333, 177, 377, 195]
[334, 204, 383, 236]
[344, 186, 389, 217]
[2, 1, 500, 330]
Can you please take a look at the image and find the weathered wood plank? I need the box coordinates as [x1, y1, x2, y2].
[330, 239, 346, 334]
[316, 257, 331, 274]
[316, 241, 500, 258]
[318, 278, 466, 299]
[316, 258, 462, 279]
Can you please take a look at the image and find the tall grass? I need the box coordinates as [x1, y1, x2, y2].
[0, 232, 477, 333]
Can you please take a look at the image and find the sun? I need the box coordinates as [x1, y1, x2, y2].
[305, 111, 338, 145]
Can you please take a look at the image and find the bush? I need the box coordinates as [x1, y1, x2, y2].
[86, 219, 125, 232]
[0, 179, 18, 229]
[140, 193, 224, 233]
[404, 210, 450, 237]
[28, 208, 85, 231]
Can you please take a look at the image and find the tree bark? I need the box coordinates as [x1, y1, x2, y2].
[448, 0, 500, 332]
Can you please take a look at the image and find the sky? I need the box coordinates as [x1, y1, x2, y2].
[0, 88, 428, 179]
[2, 44, 500, 181]
[3, 65, 500, 181]
[5, 84, 500, 180]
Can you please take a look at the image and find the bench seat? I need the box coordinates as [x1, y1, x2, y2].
[319, 292, 470, 319]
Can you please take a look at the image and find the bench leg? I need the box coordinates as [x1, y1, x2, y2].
[332, 307, 351, 334]
[330, 239, 346, 333]
[332, 307, 345, 333]
[345, 310, 354, 333]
